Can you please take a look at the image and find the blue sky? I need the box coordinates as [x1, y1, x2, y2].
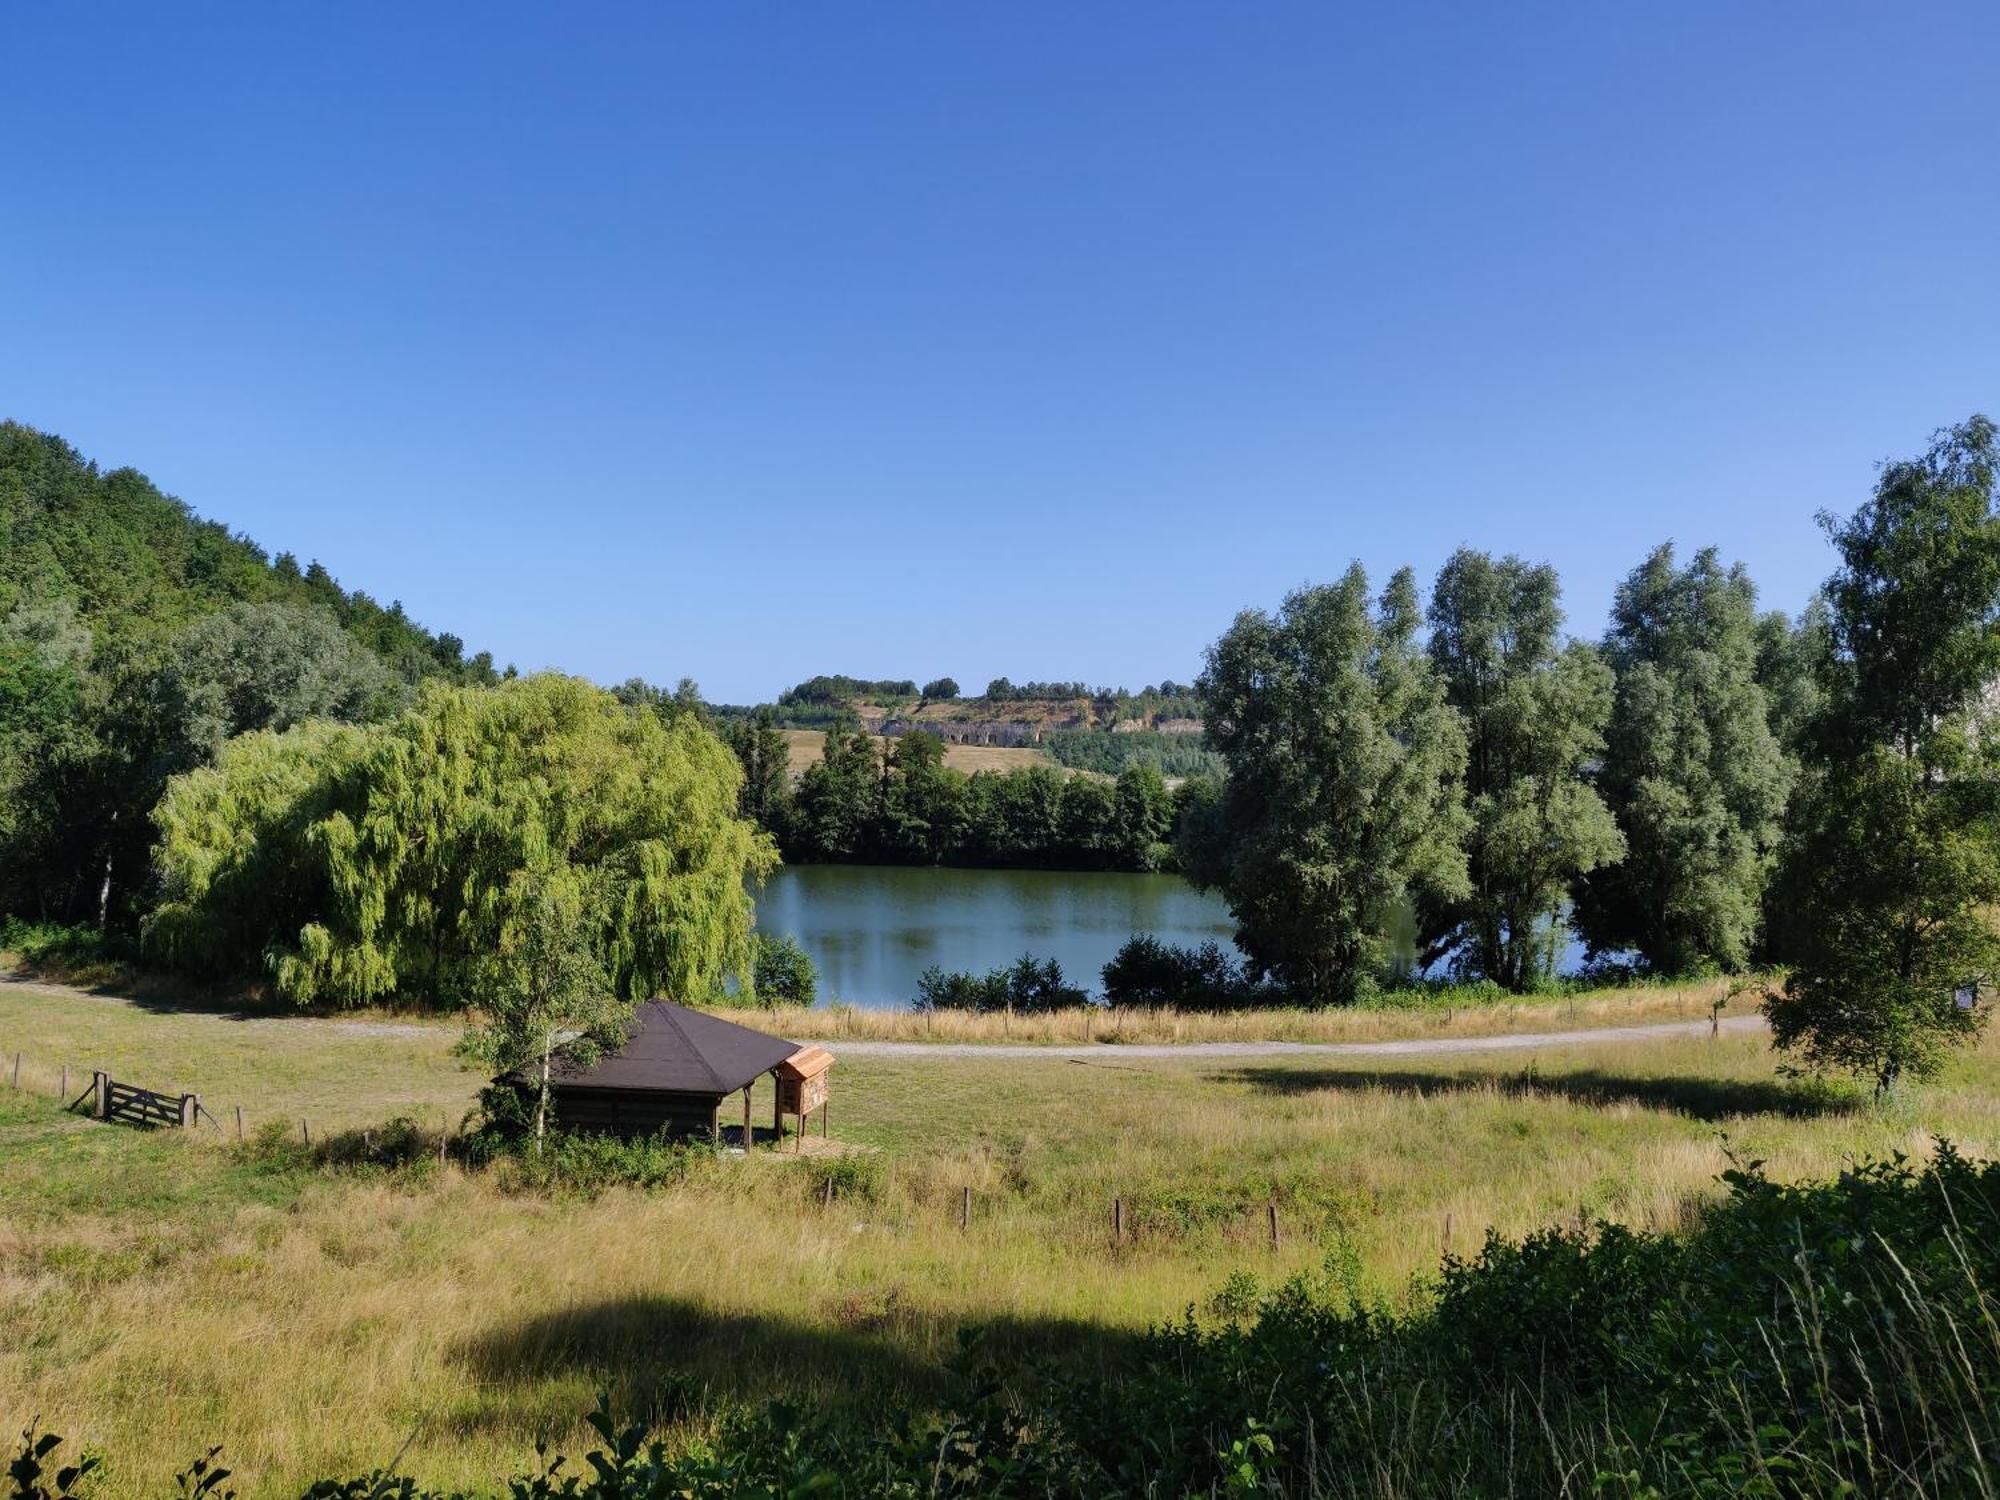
[4, 3, 1995, 701]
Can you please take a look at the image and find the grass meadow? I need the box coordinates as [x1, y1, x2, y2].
[3, 976, 1998, 1495]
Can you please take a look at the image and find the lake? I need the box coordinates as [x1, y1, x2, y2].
[756, 864, 1238, 1008]
[756, 865, 1586, 1007]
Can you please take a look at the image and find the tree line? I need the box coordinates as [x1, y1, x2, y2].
[0, 423, 501, 931]
[724, 713, 1188, 871]
[1187, 417, 1999, 1091]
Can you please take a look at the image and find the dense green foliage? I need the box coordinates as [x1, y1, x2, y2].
[912, 953, 1089, 1012]
[1039, 726, 1224, 779]
[0, 422, 497, 928]
[750, 932, 818, 1006]
[1420, 550, 1623, 989]
[1573, 544, 1793, 972]
[920, 676, 960, 700]
[1185, 565, 1471, 1005]
[148, 674, 775, 1008]
[765, 726, 1185, 872]
[21, 1148, 1997, 1496]
[1099, 933, 1254, 1008]
[1768, 417, 2000, 1093]
[777, 674, 918, 706]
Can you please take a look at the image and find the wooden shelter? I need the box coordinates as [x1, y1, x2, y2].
[541, 1000, 832, 1145]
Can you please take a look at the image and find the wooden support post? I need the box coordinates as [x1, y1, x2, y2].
[235, 1105, 244, 1142]
[439, 1128, 448, 1167]
[823, 1176, 834, 1208]
[743, 1083, 753, 1149]
[960, 1185, 971, 1231]
[93, 1070, 108, 1119]
[59, 1064, 67, 1100]
[820, 1100, 828, 1138]
[1267, 1203, 1280, 1248]
[1113, 1196, 1124, 1244]
[180, 1094, 199, 1130]
[301, 1117, 311, 1148]
[772, 1073, 783, 1137]
[9, 1052, 18, 1089]
[1442, 1213, 1452, 1255]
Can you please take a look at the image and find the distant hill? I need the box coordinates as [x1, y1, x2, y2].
[0, 421, 495, 684]
[740, 672, 1221, 780]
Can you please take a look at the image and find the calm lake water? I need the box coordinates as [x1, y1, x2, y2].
[756, 865, 1238, 1009]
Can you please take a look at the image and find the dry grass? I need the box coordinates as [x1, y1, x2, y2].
[743, 976, 1743, 1045]
[4, 979, 1998, 1496]
[780, 728, 1060, 776]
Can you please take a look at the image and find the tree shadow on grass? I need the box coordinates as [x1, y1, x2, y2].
[454, 1294, 1146, 1427]
[1221, 1063, 1860, 1122]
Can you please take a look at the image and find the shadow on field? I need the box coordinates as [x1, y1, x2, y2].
[456, 1295, 1146, 1421]
[1223, 1063, 1859, 1122]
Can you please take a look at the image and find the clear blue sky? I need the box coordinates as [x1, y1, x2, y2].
[3, 4, 1994, 702]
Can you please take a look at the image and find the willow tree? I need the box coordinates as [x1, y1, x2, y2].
[1188, 564, 1469, 1005]
[151, 673, 775, 1007]
[145, 719, 373, 978]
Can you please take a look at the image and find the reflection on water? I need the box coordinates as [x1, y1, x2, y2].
[756, 865, 1236, 1009]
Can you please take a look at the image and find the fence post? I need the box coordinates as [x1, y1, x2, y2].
[1267, 1203, 1280, 1248]
[179, 1094, 197, 1129]
[59, 1064, 68, 1100]
[235, 1105, 244, 1142]
[9, 1052, 18, 1090]
[1113, 1195, 1124, 1244]
[93, 1070, 108, 1119]
[300, 1117, 311, 1148]
[1443, 1213, 1453, 1256]
[960, 1185, 971, 1231]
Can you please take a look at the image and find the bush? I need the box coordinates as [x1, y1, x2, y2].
[912, 954, 1088, 1013]
[1099, 934, 1252, 1008]
[0, 917, 133, 978]
[750, 933, 817, 1007]
[496, 1132, 715, 1198]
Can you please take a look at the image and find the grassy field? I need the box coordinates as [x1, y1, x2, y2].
[4, 979, 1998, 1495]
[743, 976, 1743, 1044]
[780, 727, 1060, 776]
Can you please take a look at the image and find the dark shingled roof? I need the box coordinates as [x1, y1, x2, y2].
[551, 1001, 801, 1096]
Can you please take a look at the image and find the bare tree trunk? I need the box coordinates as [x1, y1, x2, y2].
[535, 1032, 553, 1159]
[96, 812, 117, 931]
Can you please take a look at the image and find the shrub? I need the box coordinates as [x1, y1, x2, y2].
[912, 954, 1088, 1013]
[750, 933, 817, 1007]
[495, 1132, 714, 1198]
[1099, 934, 1250, 1008]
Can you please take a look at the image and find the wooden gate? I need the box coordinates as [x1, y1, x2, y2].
[90, 1070, 203, 1129]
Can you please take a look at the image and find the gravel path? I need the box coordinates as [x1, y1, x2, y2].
[811, 1014, 1769, 1060]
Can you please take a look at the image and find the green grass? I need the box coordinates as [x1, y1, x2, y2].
[3, 979, 1998, 1495]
